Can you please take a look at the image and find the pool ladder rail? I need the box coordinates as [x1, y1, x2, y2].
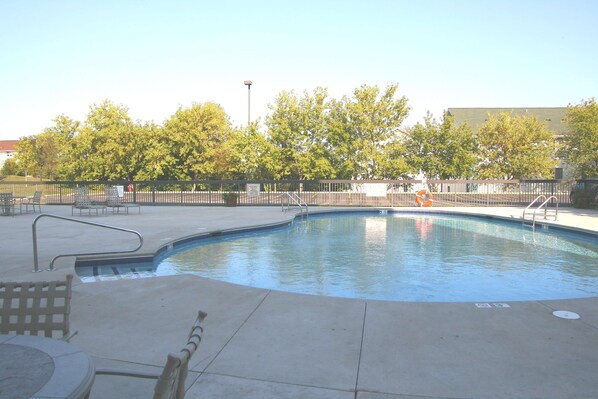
[282, 192, 308, 216]
[32, 213, 144, 272]
[522, 195, 558, 231]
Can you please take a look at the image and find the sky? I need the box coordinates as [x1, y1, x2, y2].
[1, 0, 597, 140]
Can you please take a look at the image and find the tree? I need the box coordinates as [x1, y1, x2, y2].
[221, 123, 278, 180]
[0, 157, 21, 176]
[65, 100, 142, 180]
[562, 98, 598, 178]
[162, 102, 232, 181]
[266, 87, 335, 179]
[405, 112, 477, 180]
[328, 83, 410, 179]
[476, 112, 557, 179]
[14, 115, 78, 179]
[134, 122, 178, 181]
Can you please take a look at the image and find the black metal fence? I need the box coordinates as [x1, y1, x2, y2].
[2, 179, 593, 208]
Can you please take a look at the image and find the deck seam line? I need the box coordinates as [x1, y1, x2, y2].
[200, 290, 272, 372]
[354, 301, 368, 397]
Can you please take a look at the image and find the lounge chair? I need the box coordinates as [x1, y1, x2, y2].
[0, 192, 16, 216]
[72, 187, 106, 216]
[0, 274, 77, 341]
[20, 190, 42, 213]
[105, 186, 141, 214]
[95, 310, 207, 399]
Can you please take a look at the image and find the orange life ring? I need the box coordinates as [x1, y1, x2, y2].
[415, 189, 434, 207]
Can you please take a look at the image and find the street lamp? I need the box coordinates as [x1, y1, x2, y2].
[244, 80, 252, 126]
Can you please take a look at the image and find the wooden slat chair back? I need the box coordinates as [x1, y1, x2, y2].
[96, 310, 207, 399]
[0, 274, 75, 340]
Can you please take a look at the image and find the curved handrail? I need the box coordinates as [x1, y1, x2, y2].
[281, 192, 308, 215]
[32, 214, 143, 272]
[522, 195, 547, 221]
[534, 195, 559, 223]
[522, 195, 558, 230]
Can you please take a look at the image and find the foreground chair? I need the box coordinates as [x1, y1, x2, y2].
[72, 187, 106, 216]
[95, 310, 207, 399]
[20, 190, 43, 213]
[104, 186, 141, 214]
[0, 274, 76, 340]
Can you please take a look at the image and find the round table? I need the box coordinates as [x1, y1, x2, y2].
[0, 334, 95, 399]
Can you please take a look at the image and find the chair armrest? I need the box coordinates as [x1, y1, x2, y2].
[95, 368, 161, 380]
[62, 330, 79, 342]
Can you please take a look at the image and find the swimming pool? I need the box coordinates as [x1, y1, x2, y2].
[146, 212, 598, 302]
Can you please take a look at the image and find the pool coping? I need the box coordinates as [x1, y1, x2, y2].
[74, 206, 598, 274]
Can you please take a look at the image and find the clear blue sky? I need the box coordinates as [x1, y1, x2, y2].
[1, 0, 596, 140]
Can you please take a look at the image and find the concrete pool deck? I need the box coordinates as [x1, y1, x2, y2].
[1, 205, 598, 399]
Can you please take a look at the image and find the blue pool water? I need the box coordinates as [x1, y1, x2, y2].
[149, 213, 598, 302]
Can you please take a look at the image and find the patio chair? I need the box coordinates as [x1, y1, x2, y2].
[0, 192, 16, 216]
[0, 274, 77, 341]
[20, 190, 43, 213]
[72, 187, 106, 216]
[95, 310, 207, 399]
[104, 186, 141, 214]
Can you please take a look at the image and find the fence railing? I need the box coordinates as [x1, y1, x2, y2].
[0, 179, 593, 208]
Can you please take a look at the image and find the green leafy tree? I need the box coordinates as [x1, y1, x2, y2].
[476, 112, 557, 179]
[13, 136, 38, 177]
[221, 122, 278, 180]
[328, 83, 410, 179]
[266, 87, 335, 179]
[66, 100, 142, 180]
[162, 102, 232, 181]
[14, 115, 78, 179]
[134, 121, 178, 181]
[562, 98, 598, 178]
[0, 157, 21, 176]
[405, 112, 477, 180]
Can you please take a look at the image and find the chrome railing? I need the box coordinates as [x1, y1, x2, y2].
[32, 214, 143, 272]
[281, 192, 308, 215]
[522, 195, 558, 230]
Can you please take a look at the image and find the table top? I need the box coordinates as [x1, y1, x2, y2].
[0, 334, 95, 399]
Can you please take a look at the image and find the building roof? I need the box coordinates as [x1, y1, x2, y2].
[0, 140, 19, 152]
[446, 107, 568, 134]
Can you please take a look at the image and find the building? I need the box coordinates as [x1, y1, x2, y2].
[447, 108, 569, 179]
[0, 140, 18, 169]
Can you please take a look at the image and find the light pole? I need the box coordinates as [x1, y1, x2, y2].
[244, 80, 252, 126]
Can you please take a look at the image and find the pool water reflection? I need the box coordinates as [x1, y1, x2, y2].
[153, 213, 598, 302]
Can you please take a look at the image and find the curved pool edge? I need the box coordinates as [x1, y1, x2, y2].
[75, 206, 598, 302]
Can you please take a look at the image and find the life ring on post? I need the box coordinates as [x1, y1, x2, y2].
[415, 189, 434, 207]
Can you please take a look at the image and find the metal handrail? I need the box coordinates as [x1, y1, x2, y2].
[281, 192, 308, 215]
[32, 214, 143, 272]
[522, 195, 558, 230]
